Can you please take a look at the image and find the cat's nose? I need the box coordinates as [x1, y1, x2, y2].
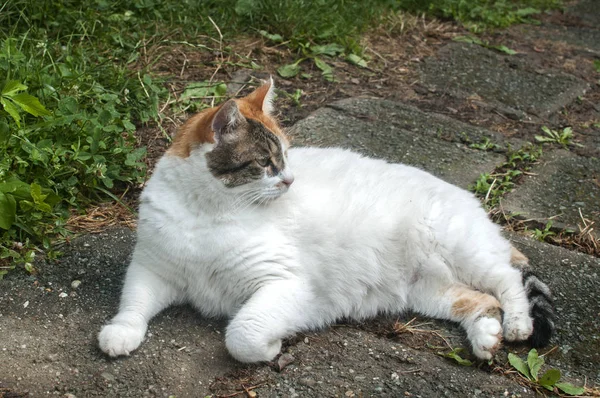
[281, 175, 295, 187]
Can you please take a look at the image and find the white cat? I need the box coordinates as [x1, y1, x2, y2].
[99, 80, 554, 363]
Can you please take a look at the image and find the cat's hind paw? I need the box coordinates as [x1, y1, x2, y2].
[469, 317, 503, 360]
[503, 313, 534, 342]
[98, 323, 145, 357]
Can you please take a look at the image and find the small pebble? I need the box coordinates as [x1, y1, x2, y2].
[277, 353, 295, 371]
[47, 353, 59, 362]
[58, 292, 68, 298]
[71, 280, 81, 289]
[298, 378, 316, 388]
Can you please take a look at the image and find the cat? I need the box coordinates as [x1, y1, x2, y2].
[98, 79, 554, 363]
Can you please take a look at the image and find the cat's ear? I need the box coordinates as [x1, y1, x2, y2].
[246, 76, 275, 114]
[212, 100, 243, 142]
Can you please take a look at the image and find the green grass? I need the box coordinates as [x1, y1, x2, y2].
[469, 144, 542, 209]
[0, 0, 563, 277]
[399, 0, 563, 31]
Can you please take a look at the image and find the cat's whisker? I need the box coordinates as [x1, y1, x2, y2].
[229, 189, 263, 214]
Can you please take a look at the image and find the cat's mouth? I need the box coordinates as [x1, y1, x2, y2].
[259, 185, 289, 202]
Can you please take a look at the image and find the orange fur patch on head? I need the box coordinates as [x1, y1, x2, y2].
[167, 81, 287, 158]
[449, 286, 501, 320]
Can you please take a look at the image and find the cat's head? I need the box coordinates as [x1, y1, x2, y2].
[169, 78, 293, 201]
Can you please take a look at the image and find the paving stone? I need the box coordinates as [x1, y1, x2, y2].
[291, 97, 506, 189]
[421, 43, 589, 118]
[567, 0, 600, 28]
[517, 24, 600, 56]
[502, 150, 600, 234]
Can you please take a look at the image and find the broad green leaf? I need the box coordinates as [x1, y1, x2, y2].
[538, 369, 561, 388]
[314, 57, 334, 81]
[234, 0, 258, 16]
[277, 63, 301, 78]
[101, 176, 114, 188]
[508, 353, 531, 380]
[2, 80, 27, 96]
[535, 135, 555, 143]
[258, 30, 283, 43]
[453, 35, 484, 45]
[311, 43, 344, 57]
[77, 152, 92, 161]
[122, 119, 136, 131]
[10, 93, 51, 117]
[494, 45, 517, 55]
[516, 7, 540, 16]
[30, 183, 52, 213]
[98, 109, 113, 125]
[439, 348, 473, 366]
[527, 349, 544, 380]
[59, 96, 81, 114]
[346, 53, 368, 68]
[181, 81, 227, 101]
[213, 83, 227, 97]
[555, 382, 585, 396]
[0, 120, 9, 142]
[0, 191, 17, 230]
[0, 178, 32, 200]
[1, 97, 21, 127]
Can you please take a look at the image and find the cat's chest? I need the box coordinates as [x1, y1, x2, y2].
[141, 205, 294, 269]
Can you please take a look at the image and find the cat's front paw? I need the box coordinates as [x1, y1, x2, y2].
[503, 313, 533, 342]
[469, 317, 502, 360]
[98, 323, 145, 357]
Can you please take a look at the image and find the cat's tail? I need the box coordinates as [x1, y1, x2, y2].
[522, 271, 555, 347]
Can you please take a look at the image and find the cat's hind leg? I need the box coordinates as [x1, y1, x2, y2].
[408, 278, 504, 360]
[98, 261, 181, 357]
[225, 279, 315, 363]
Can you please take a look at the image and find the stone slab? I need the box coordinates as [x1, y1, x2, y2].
[421, 43, 589, 118]
[502, 149, 600, 234]
[517, 24, 600, 56]
[567, 0, 600, 28]
[291, 97, 506, 189]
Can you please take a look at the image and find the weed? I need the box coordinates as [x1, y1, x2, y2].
[535, 126, 583, 149]
[454, 35, 517, 55]
[529, 221, 556, 242]
[277, 89, 303, 107]
[469, 137, 501, 151]
[275, 41, 368, 81]
[470, 145, 542, 209]
[177, 81, 228, 113]
[437, 347, 474, 366]
[508, 349, 584, 395]
[402, 0, 562, 31]
[594, 60, 600, 73]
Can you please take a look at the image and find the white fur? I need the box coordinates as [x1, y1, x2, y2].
[98, 146, 533, 362]
[261, 76, 275, 114]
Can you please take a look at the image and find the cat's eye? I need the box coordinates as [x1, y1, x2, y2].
[256, 158, 272, 167]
